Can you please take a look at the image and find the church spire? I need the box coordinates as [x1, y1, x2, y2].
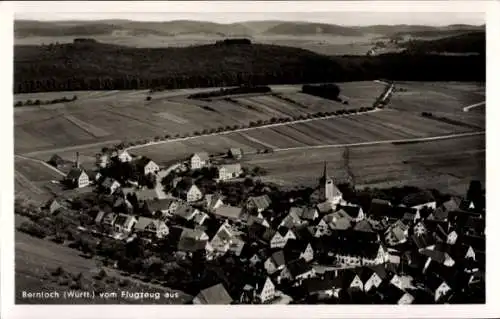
[320, 161, 328, 184]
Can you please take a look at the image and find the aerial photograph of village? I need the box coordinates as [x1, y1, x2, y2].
[12, 6, 485, 305]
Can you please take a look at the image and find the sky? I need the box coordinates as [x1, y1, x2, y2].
[12, 1, 485, 26]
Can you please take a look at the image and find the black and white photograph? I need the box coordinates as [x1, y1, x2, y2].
[1, 0, 498, 318]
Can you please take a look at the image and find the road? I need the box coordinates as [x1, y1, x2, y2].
[154, 163, 181, 199]
[15, 154, 67, 177]
[463, 101, 485, 112]
[126, 108, 383, 151]
[273, 131, 485, 152]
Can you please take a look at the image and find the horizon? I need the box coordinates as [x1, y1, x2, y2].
[13, 17, 486, 28]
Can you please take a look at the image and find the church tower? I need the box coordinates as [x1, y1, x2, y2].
[321, 162, 335, 201]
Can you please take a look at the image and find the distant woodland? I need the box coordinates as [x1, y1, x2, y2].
[14, 41, 485, 94]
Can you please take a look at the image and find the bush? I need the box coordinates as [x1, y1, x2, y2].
[18, 221, 50, 238]
[146, 96, 152, 101]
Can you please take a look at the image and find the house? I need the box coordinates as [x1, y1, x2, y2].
[353, 220, 374, 233]
[116, 150, 133, 163]
[96, 153, 110, 168]
[65, 167, 90, 188]
[190, 152, 210, 170]
[300, 207, 319, 222]
[48, 154, 66, 169]
[316, 201, 335, 214]
[193, 283, 233, 304]
[286, 258, 315, 283]
[101, 212, 118, 226]
[245, 213, 270, 228]
[264, 227, 296, 249]
[213, 205, 243, 221]
[134, 157, 159, 176]
[426, 276, 452, 302]
[193, 211, 210, 226]
[433, 197, 460, 221]
[45, 198, 63, 215]
[339, 269, 364, 291]
[381, 284, 415, 304]
[246, 195, 272, 213]
[228, 148, 243, 160]
[337, 205, 364, 222]
[323, 210, 353, 231]
[209, 222, 237, 256]
[185, 184, 203, 202]
[284, 239, 314, 262]
[264, 250, 286, 274]
[113, 197, 134, 214]
[113, 214, 138, 233]
[332, 242, 387, 267]
[134, 217, 169, 238]
[401, 191, 436, 213]
[446, 230, 458, 245]
[253, 277, 276, 303]
[218, 163, 242, 181]
[310, 163, 343, 205]
[308, 218, 331, 238]
[204, 194, 224, 212]
[171, 203, 199, 221]
[359, 265, 387, 292]
[385, 220, 410, 246]
[143, 198, 178, 217]
[279, 207, 306, 229]
[101, 177, 121, 195]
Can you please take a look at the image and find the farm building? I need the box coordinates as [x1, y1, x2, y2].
[116, 150, 133, 163]
[193, 283, 233, 305]
[65, 167, 90, 188]
[190, 152, 210, 170]
[134, 217, 169, 238]
[228, 148, 243, 160]
[218, 163, 243, 181]
[134, 157, 160, 176]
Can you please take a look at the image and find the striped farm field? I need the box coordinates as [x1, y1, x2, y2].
[243, 134, 485, 195]
[15, 158, 62, 182]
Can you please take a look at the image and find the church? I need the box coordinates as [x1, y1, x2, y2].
[309, 162, 343, 207]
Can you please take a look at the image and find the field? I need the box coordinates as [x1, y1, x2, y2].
[15, 227, 192, 304]
[243, 134, 485, 196]
[14, 81, 485, 197]
[15, 82, 386, 157]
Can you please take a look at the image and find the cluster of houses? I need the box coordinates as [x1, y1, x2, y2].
[44, 149, 485, 305]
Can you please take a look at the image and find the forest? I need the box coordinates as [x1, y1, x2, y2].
[14, 41, 485, 94]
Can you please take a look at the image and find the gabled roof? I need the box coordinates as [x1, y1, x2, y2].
[113, 214, 136, 227]
[353, 220, 374, 233]
[144, 198, 176, 212]
[135, 189, 157, 201]
[229, 148, 242, 157]
[192, 152, 210, 161]
[213, 205, 242, 220]
[134, 217, 165, 232]
[286, 258, 312, 277]
[303, 276, 341, 293]
[219, 163, 242, 174]
[441, 197, 461, 212]
[172, 204, 197, 220]
[316, 201, 334, 214]
[412, 233, 436, 250]
[133, 156, 156, 170]
[247, 195, 272, 211]
[66, 167, 86, 181]
[330, 241, 382, 260]
[269, 250, 286, 267]
[369, 198, 393, 218]
[95, 211, 106, 223]
[401, 191, 435, 207]
[337, 205, 361, 219]
[323, 211, 353, 230]
[196, 283, 233, 304]
[301, 207, 318, 221]
[101, 177, 119, 188]
[178, 236, 208, 252]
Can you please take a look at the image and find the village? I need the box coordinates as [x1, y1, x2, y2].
[14, 144, 486, 305]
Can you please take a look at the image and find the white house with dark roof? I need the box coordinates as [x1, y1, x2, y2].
[134, 157, 160, 176]
[134, 217, 169, 238]
[190, 152, 210, 170]
[385, 220, 410, 246]
[186, 184, 203, 202]
[218, 163, 242, 181]
[65, 167, 90, 188]
[46, 198, 63, 215]
[264, 250, 286, 274]
[204, 194, 224, 212]
[116, 150, 133, 163]
[113, 214, 138, 233]
[100, 177, 121, 195]
[265, 227, 296, 249]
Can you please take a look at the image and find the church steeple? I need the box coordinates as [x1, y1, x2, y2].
[320, 161, 328, 184]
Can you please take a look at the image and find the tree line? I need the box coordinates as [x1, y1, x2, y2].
[14, 42, 485, 94]
[14, 95, 77, 107]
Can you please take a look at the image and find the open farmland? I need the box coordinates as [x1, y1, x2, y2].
[132, 107, 477, 164]
[242, 134, 485, 195]
[14, 82, 384, 155]
[15, 158, 63, 182]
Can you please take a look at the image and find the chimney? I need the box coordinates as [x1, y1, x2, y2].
[75, 152, 80, 168]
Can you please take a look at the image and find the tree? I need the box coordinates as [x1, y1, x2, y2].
[146, 96, 152, 101]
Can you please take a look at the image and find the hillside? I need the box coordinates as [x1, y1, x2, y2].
[15, 20, 484, 39]
[14, 41, 485, 93]
[263, 22, 365, 36]
[403, 31, 485, 54]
